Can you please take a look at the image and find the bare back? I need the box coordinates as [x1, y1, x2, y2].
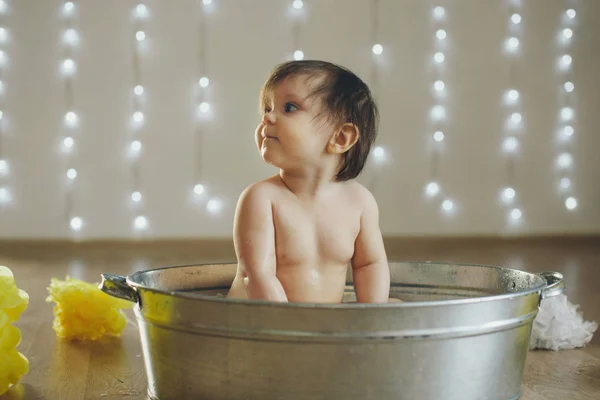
[228, 175, 364, 303]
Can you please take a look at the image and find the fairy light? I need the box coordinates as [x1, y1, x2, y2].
[293, 50, 304, 60]
[130, 3, 148, 231]
[192, 0, 222, 214]
[0, 0, 8, 205]
[293, 0, 303, 9]
[426, 5, 455, 214]
[501, 1, 524, 225]
[59, 1, 82, 232]
[372, 44, 383, 55]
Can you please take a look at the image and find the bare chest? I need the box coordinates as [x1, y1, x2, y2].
[272, 198, 360, 266]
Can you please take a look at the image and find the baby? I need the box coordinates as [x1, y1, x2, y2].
[227, 60, 390, 303]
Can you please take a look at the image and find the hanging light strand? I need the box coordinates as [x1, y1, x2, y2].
[502, 1, 523, 223]
[426, 5, 454, 214]
[557, 3, 577, 211]
[291, 0, 304, 60]
[60, 1, 81, 232]
[131, 2, 148, 231]
[0, 0, 9, 205]
[367, 0, 387, 193]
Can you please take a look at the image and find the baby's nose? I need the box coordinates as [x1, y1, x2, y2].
[262, 111, 275, 124]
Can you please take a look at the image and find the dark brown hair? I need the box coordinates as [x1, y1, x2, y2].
[260, 60, 379, 181]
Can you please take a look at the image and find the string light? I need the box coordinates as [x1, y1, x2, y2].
[433, 131, 444, 142]
[434, 80, 445, 92]
[293, 0, 303, 9]
[193, 184, 205, 196]
[501, 1, 523, 224]
[372, 44, 383, 55]
[556, 8, 576, 215]
[293, 50, 304, 60]
[206, 198, 222, 214]
[59, 1, 82, 232]
[434, 52, 445, 63]
[426, 182, 440, 197]
[130, 3, 148, 232]
[198, 77, 209, 88]
[433, 6, 445, 20]
[436, 29, 447, 40]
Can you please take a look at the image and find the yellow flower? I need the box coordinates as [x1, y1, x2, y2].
[46, 276, 133, 341]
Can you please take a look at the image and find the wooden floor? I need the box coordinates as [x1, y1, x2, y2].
[0, 237, 599, 400]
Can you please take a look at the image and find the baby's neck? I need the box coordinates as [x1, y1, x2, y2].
[278, 169, 339, 199]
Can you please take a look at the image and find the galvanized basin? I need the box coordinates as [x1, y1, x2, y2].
[99, 261, 564, 400]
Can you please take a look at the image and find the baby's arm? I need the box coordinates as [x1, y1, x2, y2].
[351, 188, 390, 303]
[233, 183, 288, 302]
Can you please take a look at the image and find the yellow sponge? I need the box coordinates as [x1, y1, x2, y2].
[46, 276, 133, 341]
[0, 265, 29, 396]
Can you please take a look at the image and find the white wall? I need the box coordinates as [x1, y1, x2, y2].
[0, 0, 598, 239]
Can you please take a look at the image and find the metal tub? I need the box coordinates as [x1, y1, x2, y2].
[100, 261, 564, 400]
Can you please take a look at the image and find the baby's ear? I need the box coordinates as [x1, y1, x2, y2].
[327, 123, 359, 154]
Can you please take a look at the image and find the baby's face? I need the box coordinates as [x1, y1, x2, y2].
[256, 75, 333, 171]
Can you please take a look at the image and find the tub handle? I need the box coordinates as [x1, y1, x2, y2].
[99, 273, 139, 304]
[538, 271, 565, 299]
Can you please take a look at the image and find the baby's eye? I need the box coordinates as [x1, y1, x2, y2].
[284, 103, 298, 113]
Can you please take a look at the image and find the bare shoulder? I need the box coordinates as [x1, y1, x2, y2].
[343, 181, 379, 213]
[237, 175, 282, 205]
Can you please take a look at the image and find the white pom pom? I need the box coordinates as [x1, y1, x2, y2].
[529, 293, 598, 351]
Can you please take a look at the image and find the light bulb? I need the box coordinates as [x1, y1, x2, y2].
[434, 80, 445, 91]
[433, 6, 445, 19]
[503, 136, 519, 153]
[63, 29, 79, 45]
[431, 105, 445, 120]
[70, 217, 83, 231]
[560, 177, 571, 190]
[0, 159, 8, 175]
[199, 102, 210, 113]
[134, 85, 144, 95]
[194, 184, 205, 195]
[564, 81, 574, 92]
[134, 215, 148, 230]
[562, 28, 573, 39]
[207, 198, 222, 214]
[136, 31, 146, 41]
[64, 1, 75, 14]
[503, 187, 516, 201]
[442, 199, 454, 212]
[294, 50, 304, 60]
[566, 9, 576, 19]
[510, 208, 522, 220]
[132, 191, 142, 202]
[293, 0, 303, 10]
[133, 111, 144, 123]
[510, 112, 522, 124]
[436, 29, 447, 40]
[65, 111, 78, 125]
[561, 54, 572, 67]
[199, 77, 209, 88]
[0, 187, 9, 203]
[372, 44, 383, 55]
[507, 89, 519, 102]
[434, 52, 445, 63]
[203, 0, 213, 4]
[64, 137, 74, 148]
[563, 125, 574, 137]
[136, 4, 148, 18]
[507, 37, 519, 50]
[426, 182, 439, 197]
[565, 197, 577, 210]
[62, 59, 76, 75]
[560, 107, 574, 121]
[372, 146, 385, 160]
[557, 153, 572, 168]
[511, 13, 521, 24]
[131, 140, 142, 152]
[67, 168, 77, 180]
[433, 131, 444, 142]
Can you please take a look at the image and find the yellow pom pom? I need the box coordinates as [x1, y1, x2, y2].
[0, 266, 30, 396]
[0, 325, 22, 351]
[46, 276, 134, 341]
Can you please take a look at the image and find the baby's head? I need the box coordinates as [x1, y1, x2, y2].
[258, 60, 378, 181]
